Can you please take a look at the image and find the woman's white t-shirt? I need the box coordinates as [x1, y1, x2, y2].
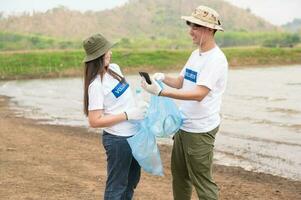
[179, 46, 228, 133]
[88, 63, 136, 136]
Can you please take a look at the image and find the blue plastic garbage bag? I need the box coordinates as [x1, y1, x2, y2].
[147, 94, 183, 137]
[127, 122, 163, 176]
[127, 81, 183, 176]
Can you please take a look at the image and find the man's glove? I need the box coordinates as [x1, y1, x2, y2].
[125, 102, 148, 120]
[152, 73, 165, 81]
[141, 78, 162, 96]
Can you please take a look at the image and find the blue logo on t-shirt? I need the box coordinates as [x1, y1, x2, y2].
[112, 81, 129, 98]
[184, 68, 197, 83]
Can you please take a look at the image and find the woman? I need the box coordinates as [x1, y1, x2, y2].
[82, 33, 146, 199]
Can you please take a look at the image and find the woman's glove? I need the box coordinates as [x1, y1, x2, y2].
[152, 73, 165, 81]
[125, 102, 148, 120]
[141, 78, 162, 96]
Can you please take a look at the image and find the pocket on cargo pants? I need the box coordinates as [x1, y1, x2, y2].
[185, 133, 218, 200]
[187, 144, 213, 173]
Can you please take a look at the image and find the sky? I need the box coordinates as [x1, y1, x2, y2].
[223, 0, 301, 25]
[0, 0, 300, 26]
[0, 0, 128, 14]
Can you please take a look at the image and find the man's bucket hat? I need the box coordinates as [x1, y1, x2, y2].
[181, 5, 224, 31]
[83, 33, 113, 63]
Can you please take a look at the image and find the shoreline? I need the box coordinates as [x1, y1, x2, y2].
[1, 95, 301, 199]
[1, 63, 301, 81]
[1, 47, 301, 81]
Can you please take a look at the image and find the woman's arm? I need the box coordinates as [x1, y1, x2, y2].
[88, 104, 148, 128]
[88, 110, 126, 128]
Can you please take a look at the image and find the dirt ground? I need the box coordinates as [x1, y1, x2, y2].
[0, 95, 300, 200]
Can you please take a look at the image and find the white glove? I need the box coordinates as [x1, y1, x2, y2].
[152, 73, 165, 81]
[141, 78, 162, 96]
[125, 102, 148, 120]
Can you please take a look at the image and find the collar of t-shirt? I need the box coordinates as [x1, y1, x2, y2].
[199, 45, 217, 56]
[102, 65, 129, 97]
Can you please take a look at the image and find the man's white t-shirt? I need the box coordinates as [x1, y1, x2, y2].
[179, 46, 228, 133]
[88, 63, 136, 137]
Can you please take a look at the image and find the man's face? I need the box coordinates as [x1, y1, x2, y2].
[187, 22, 210, 46]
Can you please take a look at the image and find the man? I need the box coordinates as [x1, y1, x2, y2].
[141, 5, 228, 200]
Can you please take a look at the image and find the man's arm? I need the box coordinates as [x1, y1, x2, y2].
[141, 79, 210, 101]
[161, 85, 210, 101]
[163, 75, 184, 89]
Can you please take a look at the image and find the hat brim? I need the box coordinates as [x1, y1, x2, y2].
[83, 42, 115, 63]
[181, 16, 224, 31]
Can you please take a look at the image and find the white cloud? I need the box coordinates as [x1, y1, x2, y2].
[224, 0, 301, 25]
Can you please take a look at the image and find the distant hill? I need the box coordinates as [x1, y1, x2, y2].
[282, 18, 301, 33]
[0, 0, 277, 41]
[0, 32, 80, 51]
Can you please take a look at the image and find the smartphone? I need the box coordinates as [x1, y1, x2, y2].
[139, 72, 152, 84]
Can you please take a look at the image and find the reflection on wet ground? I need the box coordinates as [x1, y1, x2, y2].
[0, 65, 300, 180]
[214, 65, 301, 180]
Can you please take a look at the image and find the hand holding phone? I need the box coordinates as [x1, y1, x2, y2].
[139, 72, 152, 84]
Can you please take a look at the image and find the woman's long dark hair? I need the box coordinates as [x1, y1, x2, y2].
[83, 55, 125, 116]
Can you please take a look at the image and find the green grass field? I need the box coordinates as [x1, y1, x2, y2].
[1, 47, 301, 80]
[1, 31, 300, 51]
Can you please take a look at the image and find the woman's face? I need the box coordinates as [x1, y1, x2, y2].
[103, 50, 112, 67]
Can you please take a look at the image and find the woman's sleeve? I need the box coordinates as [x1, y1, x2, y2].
[88, 80, 104, 111]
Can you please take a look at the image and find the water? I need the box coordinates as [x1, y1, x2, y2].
[0, 65, 300, 180]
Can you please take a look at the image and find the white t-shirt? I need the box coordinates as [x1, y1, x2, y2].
[179, 46, 228, 133]
[88, 63, 137, 136]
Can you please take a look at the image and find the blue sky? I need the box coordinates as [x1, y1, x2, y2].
[0, 0, 300, 25]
